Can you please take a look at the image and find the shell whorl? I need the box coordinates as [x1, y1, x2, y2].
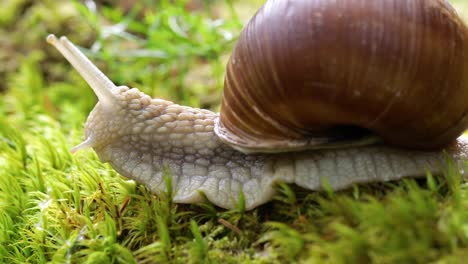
[217, 0, 468, 153]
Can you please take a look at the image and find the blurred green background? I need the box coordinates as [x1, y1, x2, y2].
[0, 0, 262, 114]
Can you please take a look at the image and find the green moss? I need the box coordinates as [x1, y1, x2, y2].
[1, 0, 468, 263]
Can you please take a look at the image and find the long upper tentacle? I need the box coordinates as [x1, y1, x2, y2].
[47, 34, 117, 106]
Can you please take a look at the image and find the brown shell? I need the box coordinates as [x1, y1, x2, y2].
[216, 0, 468, 152]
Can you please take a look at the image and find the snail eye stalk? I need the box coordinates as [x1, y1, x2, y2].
[46, 34, 117, 107]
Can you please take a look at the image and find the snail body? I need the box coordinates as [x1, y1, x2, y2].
[48, 0, 468, 209]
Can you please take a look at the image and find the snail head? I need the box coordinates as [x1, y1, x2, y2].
[47, 35, 166, 153]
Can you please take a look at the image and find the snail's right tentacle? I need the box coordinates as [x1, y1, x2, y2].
[47, 35, 117, 106]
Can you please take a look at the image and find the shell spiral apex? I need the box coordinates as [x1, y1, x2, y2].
[48, 0, 468, 210]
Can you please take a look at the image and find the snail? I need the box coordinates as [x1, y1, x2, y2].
[47, 0, 468, 210]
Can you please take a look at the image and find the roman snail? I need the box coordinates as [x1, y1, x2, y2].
[47, 0, 468, 209]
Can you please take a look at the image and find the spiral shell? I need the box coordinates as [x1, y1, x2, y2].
[216, 0, 468, 153]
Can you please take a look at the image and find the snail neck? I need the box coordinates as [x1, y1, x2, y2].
[91, 96, 234, 185]
[82, 85, 224, 156]
[95, 99, 226, 160]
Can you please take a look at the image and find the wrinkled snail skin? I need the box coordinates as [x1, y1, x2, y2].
[47, 0, 468, 210]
